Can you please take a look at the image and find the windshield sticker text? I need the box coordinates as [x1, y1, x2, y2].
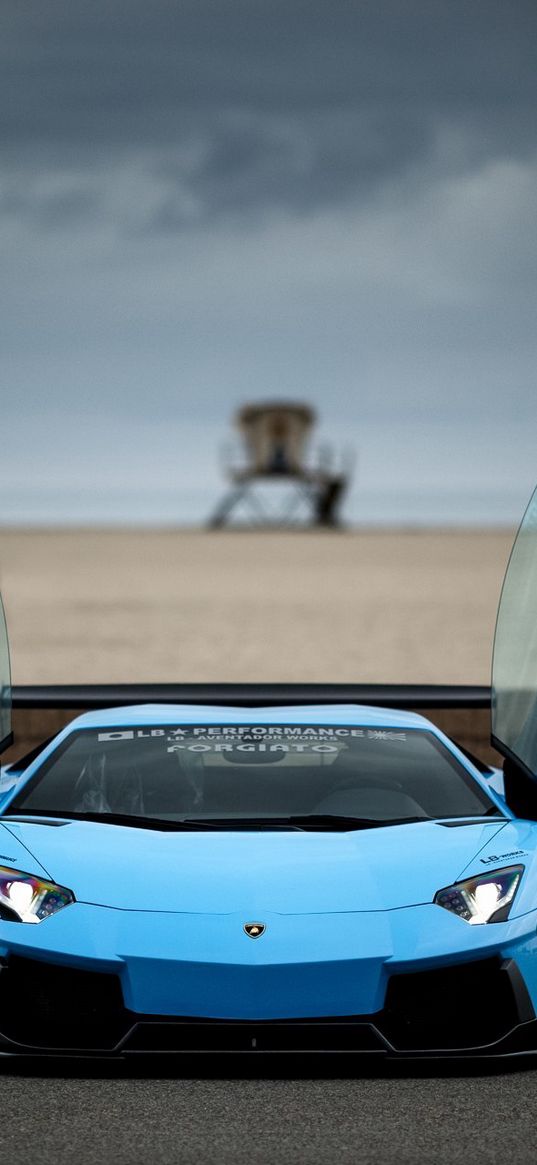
[97, 725, 408, 753]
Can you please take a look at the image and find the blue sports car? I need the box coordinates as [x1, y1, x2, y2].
[0, 489, 537, 1059]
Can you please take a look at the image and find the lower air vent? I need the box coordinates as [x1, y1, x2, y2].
[383, 957, 530, 1051]
[0, 956, 129, 1050]
[124, 1019, 385, 1054]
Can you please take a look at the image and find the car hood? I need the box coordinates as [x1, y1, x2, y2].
[0, 816, 513, 914]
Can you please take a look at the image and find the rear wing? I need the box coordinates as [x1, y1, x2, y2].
[5, 683, 494, 775]
[12, 682, 491, 711]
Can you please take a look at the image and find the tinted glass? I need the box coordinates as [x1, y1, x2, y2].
[0, 593, 11, 753]
[492, 486, 537, 777]
[9, 724, 494, 824]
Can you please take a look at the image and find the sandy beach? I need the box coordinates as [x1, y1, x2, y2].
[0, 528, 514, 686]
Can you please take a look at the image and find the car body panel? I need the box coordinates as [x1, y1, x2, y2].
[0, 702, 535, 1054]
[1, 815, 510, 914]
[1, 894, 537, 1022]
[0, 822, 50, 879]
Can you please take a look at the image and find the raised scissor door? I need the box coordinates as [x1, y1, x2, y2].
[492, 486, 537, 794]
[0, 591, 11, 753]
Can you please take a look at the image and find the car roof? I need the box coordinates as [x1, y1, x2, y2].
[63, 703, 432, 731]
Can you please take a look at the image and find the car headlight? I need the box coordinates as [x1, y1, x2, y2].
[434, 865, 523, 925]
[0, 866, 75, 924]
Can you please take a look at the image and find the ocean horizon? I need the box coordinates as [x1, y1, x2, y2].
[0, 485, 526, 528]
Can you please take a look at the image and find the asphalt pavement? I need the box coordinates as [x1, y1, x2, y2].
[1, 1057, 537, 1165]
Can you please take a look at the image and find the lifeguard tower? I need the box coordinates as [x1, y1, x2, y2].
[209, 401, 352, 528]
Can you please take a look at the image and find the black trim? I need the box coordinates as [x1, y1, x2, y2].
[491, 734, 536, 779]
[121, 1020, 387, 1055]
[0, 732, 13, 755]
[437, 818, 507, 827]
[501, 753, 537, 821]
[2, 1017, 536, 1059]
[505, 958, 536, 1024]
[3, 736, 55, 774]
[452, 741, 494, 775]
[11, 683, 491, 711]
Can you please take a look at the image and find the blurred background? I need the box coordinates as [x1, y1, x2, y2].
[1, 0, 536, 689]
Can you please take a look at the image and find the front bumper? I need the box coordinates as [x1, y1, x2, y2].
[1, 902, 537, 1058]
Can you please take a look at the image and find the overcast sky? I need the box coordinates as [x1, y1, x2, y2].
[2, 0, 537, 523]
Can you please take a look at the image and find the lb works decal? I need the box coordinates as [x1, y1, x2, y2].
[481, 850, 527, 864]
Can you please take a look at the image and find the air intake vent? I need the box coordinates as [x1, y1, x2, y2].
[383, 958, 530, 1051]
[0, 956, 129, 1050]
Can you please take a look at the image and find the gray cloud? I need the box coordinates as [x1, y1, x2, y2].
[2, 0, 537, 231]
[4, 2, 537, 123]
[1, 0, 537, 525]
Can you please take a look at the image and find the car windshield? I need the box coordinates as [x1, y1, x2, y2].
[5, 723, 496, 827]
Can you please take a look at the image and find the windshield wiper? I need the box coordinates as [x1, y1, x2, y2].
[285, 814, 429, 831]
[185, 814, 429, 832]
[180, 817, 311, 830]
[3, 810, 233, 832]
[3, 810, 429, 833]
[4, 810, 309, 832]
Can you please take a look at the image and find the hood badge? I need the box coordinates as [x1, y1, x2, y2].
[244, 922, 266, 939]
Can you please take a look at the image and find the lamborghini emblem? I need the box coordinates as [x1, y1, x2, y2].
[244, 922, 266, 939]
